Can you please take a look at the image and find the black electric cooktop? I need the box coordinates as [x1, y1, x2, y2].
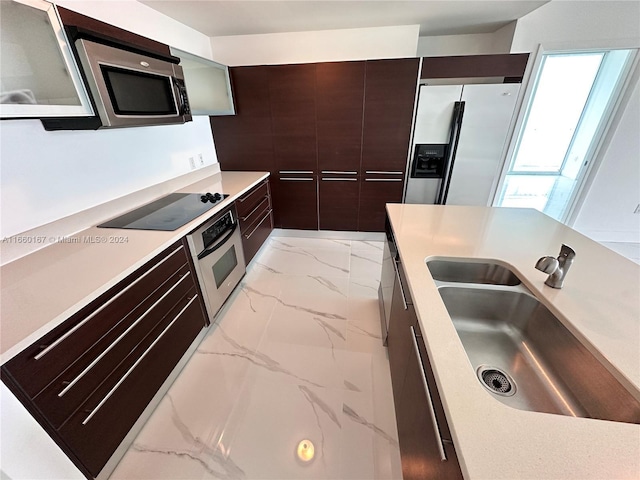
[98, 193, 228, 231]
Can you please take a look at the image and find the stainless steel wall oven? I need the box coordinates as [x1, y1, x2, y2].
[186, 204, 245, 322]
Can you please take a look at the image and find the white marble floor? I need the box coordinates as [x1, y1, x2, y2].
[111, 235, 402, 480]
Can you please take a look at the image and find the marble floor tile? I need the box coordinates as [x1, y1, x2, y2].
[351, 240, 385, 257]
[259, 244, 351, 277]
[112, 234, 401, 480]
[271, 236, 351, 252]
[341, 391, 402, 480]
[215, 378, 344, 479]
[349, 248, 384, 279]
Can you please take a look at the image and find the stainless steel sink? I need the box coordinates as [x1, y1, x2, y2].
[438, 286, 640, 424]
[427, 259, 521, 286]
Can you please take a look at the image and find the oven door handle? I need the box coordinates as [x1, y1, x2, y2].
[197, 222, 238, 260]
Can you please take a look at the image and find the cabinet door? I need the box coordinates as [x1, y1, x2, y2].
[361, 58, 419, 172]
[0, 0, 93, 119]
[318, 177, 359, 231]
[358, 178, 404, 232]
[271, 176, 318, 230]
[269, 64, 317, 172]
[397, 327, 464, 480]
[316, 61, 365, 172]
[209, 66, 274, 171]
[387, 261, 414, 407]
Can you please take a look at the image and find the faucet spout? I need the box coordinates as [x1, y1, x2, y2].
[535, 256, 559, 275]
[535, 244, 575, 289]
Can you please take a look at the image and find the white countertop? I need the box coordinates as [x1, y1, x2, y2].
[386, 204, 640, 479]
[0, 171, 269, 362]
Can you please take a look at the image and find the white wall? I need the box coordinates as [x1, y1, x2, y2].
[510, 1, 640, 54]
[0, 1, 218, 239]
[209, 25, 420, 66]
[573, 68, 640, 242]
[417, 23, 515, 57]
[508, 0, 640, 243]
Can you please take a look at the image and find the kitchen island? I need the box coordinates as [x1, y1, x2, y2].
[386, 204, 640, 479]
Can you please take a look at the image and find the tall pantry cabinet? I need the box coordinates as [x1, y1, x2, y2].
[210, 57, 420, 232]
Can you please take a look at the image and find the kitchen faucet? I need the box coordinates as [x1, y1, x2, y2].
[535, 244, 576, 289]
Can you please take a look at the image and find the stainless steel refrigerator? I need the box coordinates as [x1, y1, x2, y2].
[404, 83, 520, 205]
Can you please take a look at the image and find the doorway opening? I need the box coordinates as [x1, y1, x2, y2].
[495, 48, 637, 222]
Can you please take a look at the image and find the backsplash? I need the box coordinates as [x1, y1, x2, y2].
[0, 116, 218, 242]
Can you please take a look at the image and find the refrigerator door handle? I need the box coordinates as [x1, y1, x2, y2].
[437, 101, 465, 205]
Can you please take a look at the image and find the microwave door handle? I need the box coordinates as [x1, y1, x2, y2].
[173, 79, 187, 115]
[197, 222, 238, 260]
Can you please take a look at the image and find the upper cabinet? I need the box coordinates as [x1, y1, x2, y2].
[361, 58, 420, 173]
[170, 47, 235, 116]
[421, 54, 529, 83]
[0, 0, 93, 119]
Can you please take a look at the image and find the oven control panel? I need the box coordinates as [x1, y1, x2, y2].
[202, 211, 234, 249]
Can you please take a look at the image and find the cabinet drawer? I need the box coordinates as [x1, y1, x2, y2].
[2, 242, 189, 399]
[236, 180, 270, 218]
[241, 208, 274, 264]
[33, 269, 195, 428]
[239, 196, 271, 232]
[58, 292, 204, 478]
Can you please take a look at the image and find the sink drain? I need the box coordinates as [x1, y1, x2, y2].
[477, 366, 516, 397]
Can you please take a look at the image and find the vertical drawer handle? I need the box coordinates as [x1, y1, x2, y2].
[58, 273, 191, 398]
[410, 326, 447, 462]
[82, 295, 199, 425]
[34, 246, 185, 361]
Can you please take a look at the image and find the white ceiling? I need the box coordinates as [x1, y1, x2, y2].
[139, 0, 549, 38]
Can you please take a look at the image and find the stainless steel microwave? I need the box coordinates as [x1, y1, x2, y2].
[74, 38, 192, 128]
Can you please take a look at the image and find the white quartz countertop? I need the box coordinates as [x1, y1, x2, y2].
[386, 204, 640, 479]
[0, 171, 269, 361]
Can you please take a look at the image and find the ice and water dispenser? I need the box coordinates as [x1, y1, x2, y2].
[410, 144, 447, 178]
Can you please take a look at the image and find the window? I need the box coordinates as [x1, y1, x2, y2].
[496, 49, 636, 222]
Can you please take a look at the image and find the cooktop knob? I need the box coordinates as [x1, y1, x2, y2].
[214, 193, 222, 201]
[200, 195, 209, 203]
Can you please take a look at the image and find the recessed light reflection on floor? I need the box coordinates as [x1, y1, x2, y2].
[296, 439, 315, 464]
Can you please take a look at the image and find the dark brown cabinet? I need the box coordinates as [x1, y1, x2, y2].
[358, 176, 404, 232]
[237, 179, 274, 263]
[1, 240, 207, 479]
[269, 64, 317, 172]
[387, 257, 414, 404]
[316, 61, 365, 231]
[387, 255, 464, 480]
[271, 176, 318, 230]
[361, 58, 420, 173]
[209, 66, 275, 172]
[211, 58, 420, 232]
[421, 53, 529, 82]
[316, 61, 365, 172]
[57, 6, 172, 60]
[318, 177, 360, 231]
[358, 58, 419, 231]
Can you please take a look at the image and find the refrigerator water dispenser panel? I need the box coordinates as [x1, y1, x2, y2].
[411, 144, 447, 178]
